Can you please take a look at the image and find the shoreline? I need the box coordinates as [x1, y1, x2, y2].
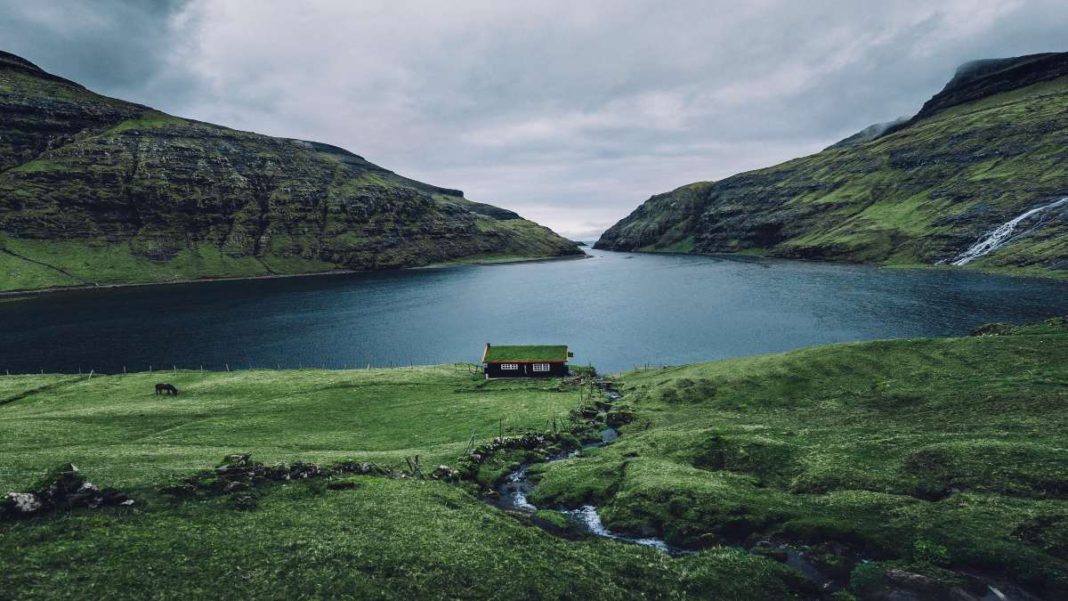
[416, 252, 589, 269]
[590, 245, 1068, 283]
[0, 251, 590, 300]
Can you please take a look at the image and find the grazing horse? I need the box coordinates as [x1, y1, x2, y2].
[155, 383, 179, 396]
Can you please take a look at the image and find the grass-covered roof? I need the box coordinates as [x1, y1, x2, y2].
[483, 345, 569, 363]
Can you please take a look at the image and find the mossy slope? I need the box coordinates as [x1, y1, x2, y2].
[533, 319, 1068, 597]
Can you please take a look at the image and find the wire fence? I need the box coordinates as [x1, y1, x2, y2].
[0, 360, 487, 377]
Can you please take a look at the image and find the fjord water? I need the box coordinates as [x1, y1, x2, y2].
[3, 249, 1068, 375]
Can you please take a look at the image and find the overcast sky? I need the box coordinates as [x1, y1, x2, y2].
[2, 0, 1066, 239]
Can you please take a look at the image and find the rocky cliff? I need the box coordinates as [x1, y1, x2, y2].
[0, 50, 580, 292]
[596, 52, 1068, 278]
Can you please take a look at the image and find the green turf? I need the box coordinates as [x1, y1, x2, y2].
[483, 345, 570, 363]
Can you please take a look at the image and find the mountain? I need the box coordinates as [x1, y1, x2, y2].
[596, 52, 1068, 278]
[0, 50, 580, 292]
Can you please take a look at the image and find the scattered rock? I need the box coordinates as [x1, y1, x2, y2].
[161, 454, 398, 501]
[605, 409, 635, 427]
[0, 463, 133, 520]
[6, 492, 42, 515]
[970, 323, 1018, 336]
[430, 465, 460, 482]
[856, 567, 991, 601]
[333, 461, 391, 477]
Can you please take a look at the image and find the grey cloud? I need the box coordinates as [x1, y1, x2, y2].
[1, 0, 1066, 238]
[0, 0, 197, 103]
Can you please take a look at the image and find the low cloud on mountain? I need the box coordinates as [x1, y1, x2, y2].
[2, 0, 1065, 239]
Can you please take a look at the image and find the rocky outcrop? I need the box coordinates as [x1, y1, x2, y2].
[898, 52, 1068, 128]
[0, 50, 581, 291]
[596, 52, 1068, 276]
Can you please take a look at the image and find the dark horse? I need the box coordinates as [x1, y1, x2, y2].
[155, 383, 179, 396]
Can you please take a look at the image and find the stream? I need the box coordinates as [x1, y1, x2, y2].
[495, 383, 680, 554]
[496, 425, 677, 554]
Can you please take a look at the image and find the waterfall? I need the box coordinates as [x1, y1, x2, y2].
[947, 197, 1068, 266]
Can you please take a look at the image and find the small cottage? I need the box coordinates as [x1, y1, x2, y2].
[481, 343, 572, 378]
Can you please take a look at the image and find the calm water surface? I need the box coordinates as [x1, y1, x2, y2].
[3, 249, 1068, 374]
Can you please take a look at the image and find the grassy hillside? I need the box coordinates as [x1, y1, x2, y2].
[533, 319, 1068, 598]
[0, 50, 581, 293]
[3, 323, 1066, 599]
[596, 53, 1068, 279]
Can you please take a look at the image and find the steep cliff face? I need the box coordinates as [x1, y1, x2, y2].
[0, 50, 580, 291]
[596, 52, 1068, 278]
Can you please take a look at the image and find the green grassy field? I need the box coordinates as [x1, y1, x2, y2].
[0, 366, 585, 490]
[2, 323, 1066, 600]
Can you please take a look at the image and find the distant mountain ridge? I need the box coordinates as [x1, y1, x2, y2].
[0, 50, 580, 292]
[596, 51, 1068, 278]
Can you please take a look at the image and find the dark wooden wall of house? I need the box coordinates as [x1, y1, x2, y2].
[485, 363, 569, 378]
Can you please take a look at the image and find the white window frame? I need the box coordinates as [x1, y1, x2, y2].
[532, 363, 551, 373]
[501, 363, 519, 371]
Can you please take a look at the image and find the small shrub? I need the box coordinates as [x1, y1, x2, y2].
[911, 538, 950, 565]
[657, 378, 717, 403]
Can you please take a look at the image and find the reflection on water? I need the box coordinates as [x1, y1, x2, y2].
[2, 249, 1068, 374]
